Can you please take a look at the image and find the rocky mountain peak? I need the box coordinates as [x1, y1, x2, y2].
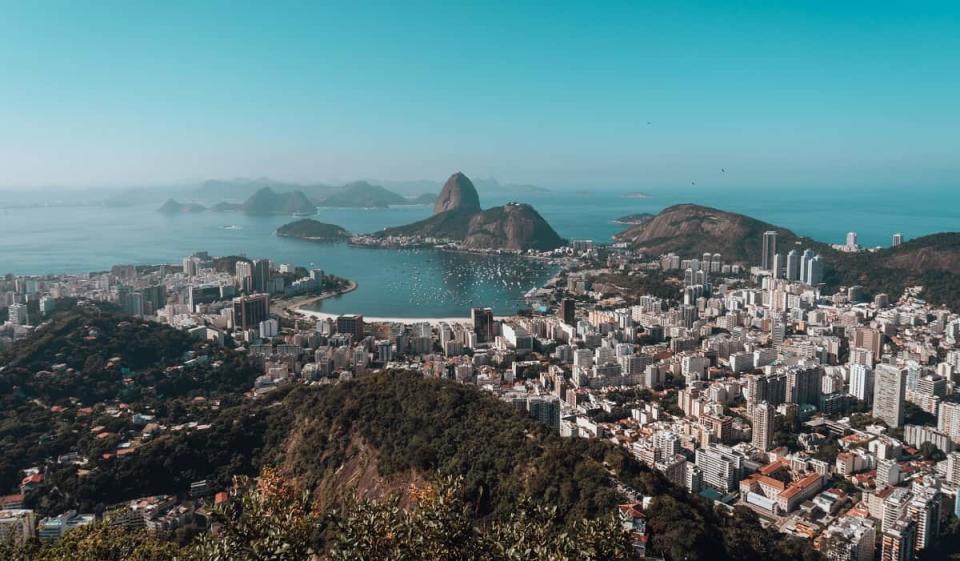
[433, 172, 481, 215]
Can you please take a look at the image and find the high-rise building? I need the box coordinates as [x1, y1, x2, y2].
[751, 401, 775, 451]
[849, 364, 874, 405]
[695, 444, 743, 492]
[785, 249, 800, 281]
[527, 396, 561, 430]
[892, 233, 903, 247]
[141, 284, 167, 315]
[762, 231, 777, 271]
[252, 259, 272, 293]
[471, 307, 495, 343]
[560, 298, 576, 326]
[881, 518, 916, 561]
[853, 327, 883, 359]
[188, 285, 222, 311]
[232, 293, 270, 331]
[235, 261, 254, 293]
[772, 253, 784, 279]
[800, 249, 815, 284]
[846, 232, 859, 249]
[182, 256, 200, 277]
[336, 314, 364, 339]
[806, 255, 824, 285]
[873, 364, 906, 428]
[8, 303, 29, 327]
[786, 366, 822, 406]
[907, 490, 941, 553]
[938, 403, 960, 444]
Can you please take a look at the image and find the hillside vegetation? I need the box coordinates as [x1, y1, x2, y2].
[617, 204, 960, 310]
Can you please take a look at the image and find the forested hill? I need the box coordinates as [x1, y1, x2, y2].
[0, 323, 821, 561]
[272, 372, 820, 561]
[616, 203, 960, 310]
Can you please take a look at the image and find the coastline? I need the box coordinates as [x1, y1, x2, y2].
[272, 279, 359, 318]
[294, 308, 475, 325]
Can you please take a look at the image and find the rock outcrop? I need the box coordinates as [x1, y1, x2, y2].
[377, 172, 564, 251]
[614, 203, 803, 262]
[433, 172, 481, 215]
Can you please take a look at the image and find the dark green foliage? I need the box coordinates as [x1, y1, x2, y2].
[276, 218, 351, 240]
[0, 304, 263, 495]
[595, 271, 683, 302]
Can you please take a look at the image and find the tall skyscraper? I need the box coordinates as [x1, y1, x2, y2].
[235, 261, 254, 293]
[873, 364, 906, 428]
[785, 249, 800, 281]
[232, 293, 270, 331]
[471, 307, 495, 343]
[881, 518, 916, 561]
[761, 231, 777, 271]
[560, 298, 576, 326]
[806, 255, 824, 285]
[799, 249, 814, 284]
[336, 314, 365, 339]
[786, 366, 822, 406]
[751, 401, 775, 451]
[849, 364, 875, 405]
[253, 259, 271, 292]
[892, 233, 904, 247]
[846, 231, 859, 249]
[772, 253, 784, 279]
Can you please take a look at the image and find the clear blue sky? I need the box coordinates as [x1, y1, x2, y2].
[1, 1, 958, 189]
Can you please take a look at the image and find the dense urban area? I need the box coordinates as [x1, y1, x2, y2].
[1, 227, 959, 561]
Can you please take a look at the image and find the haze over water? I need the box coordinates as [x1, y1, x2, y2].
[2, 184, 956, 318]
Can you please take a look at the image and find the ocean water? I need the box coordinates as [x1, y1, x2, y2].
[1, 185, 957, 317]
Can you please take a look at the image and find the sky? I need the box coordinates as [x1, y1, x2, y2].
[1, 1, 958, 190]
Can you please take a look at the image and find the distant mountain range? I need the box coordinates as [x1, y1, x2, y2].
[378, 172, 564, 251]
[161, 181, 440, 216]
[318, 181, 431, 208]
[157, 198, 207, 214]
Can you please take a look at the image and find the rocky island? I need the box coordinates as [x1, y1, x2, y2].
[276, 219, 351, 241]
[212, 187, 316, 216]
[318, 181, 409, 208]
[613, 212, 654, 225]
[364, 172, 565, 252]
[157, 198, 207, 213]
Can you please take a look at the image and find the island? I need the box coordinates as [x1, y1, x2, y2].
[276, 218, 351, 241]
[613, 212, 654, 225]
[362, 172, 565, 252]
[212, 187, 316, 216]
[318, 181, 409, 208]
[157, 198, 207, 213]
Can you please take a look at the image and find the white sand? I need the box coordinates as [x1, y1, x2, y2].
[294, 308, 475, 325]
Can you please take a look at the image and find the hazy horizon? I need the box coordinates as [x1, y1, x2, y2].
[2, 2, 958, 190]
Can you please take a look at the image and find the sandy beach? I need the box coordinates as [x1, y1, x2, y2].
[271, 280, 359, 317]
[293, 308, 474, 326]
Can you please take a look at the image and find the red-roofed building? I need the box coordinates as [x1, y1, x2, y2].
[20, 473, 43, 494]
[619, 503, 649, 559]
[0, 494, 25, 510]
